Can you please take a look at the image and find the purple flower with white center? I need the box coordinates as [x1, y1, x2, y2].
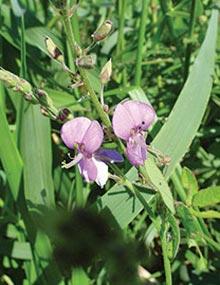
[112, 100, 156, 166]
[61, 117, 123, 187]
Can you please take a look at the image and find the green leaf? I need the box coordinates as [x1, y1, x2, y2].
[19, 104, 55, 207]
[0, 101, 23, 200]
[141, 157, 175, 214]
[0, 240, 32, 260]
[45, 88, 86, 111]
[95, 167, 155, 229]
[181, 167, 198, 205]
[10, 0, 25, 17]
[167, 213, 180, 259]
[25, 27, 63, 56]
[177, 203, 204, 242]
[192, 186, 220, 208]
[152, 10, 219, 177]
[71, 268, 90, 285]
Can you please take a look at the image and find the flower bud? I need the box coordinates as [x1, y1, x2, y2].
[92, 20, 112, 42]
[103, 104, 109, 113]
[57, 108, 73, 122]
[100, 59, 112, 85]
[75, 54, 96, 69]
[0, 68, 37, 103]
[45, 37, 65, 65]
[35, 89, 54, 107]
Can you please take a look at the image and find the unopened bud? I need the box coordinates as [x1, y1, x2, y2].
[0, 68, 37, 103]
[100, 59, 112, 85]
[92, 20, 112, 42]
[45, 37, 65, 64]
[76, 54, 96, 69]
[103, 104, 109, 113]
[57, 108, 73, 122]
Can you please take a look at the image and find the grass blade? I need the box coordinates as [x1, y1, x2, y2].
[152, 9, 219, 178]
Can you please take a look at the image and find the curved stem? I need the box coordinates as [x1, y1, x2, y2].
[62, 12, 111, 127]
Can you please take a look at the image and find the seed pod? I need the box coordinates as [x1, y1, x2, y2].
[92, 20, 112, 42]
[0, 68, 37, 103]
[100, 59, 112, 85]
[75, 54, 96, 69]
[45, 37, 65, 64]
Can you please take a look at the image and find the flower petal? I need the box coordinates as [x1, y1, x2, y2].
[94, 149, 124, 163]
[126, 134, 147, 166]
[112, 102, 136, 140]
[61, 117, 91, 149]
[123, 100, 156, 131]
[93, 158, 108, 188]
[82, 120, 104, 154]
[78, 157, 97, 182]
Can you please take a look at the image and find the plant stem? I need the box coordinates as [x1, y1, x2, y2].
[183, 0, 196, 81]
[62, 12, 111, 127]
[160, 222, 172, 285]
[170, 170, 187, 202]
[116, 0, 127, 86]
[134, 0, 148, 86]
[116, 0, 126, 56]
[159, 0, 176, 39]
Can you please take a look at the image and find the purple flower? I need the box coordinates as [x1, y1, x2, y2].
[61, 117, 123, 187]
[112, 100, 156, 166]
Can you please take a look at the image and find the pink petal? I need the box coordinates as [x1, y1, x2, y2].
[123, 100, 156, 131]
[78, 157, 97, 182]
[93, 158, 108, 188]
[112, 102, 136, 140]
[126, 134, 147, 166]
[82, 121, 104, 154]
[61, 117, 91, 149]
[61, 117, 104, 153]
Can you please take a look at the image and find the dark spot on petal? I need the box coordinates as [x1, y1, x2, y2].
[142, 121, 145, 125]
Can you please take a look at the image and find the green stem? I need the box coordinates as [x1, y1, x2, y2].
[116, 0, 126, 56]
[62, 12, 111, 127]
[116, 0, 127, 86]
[160, 223, 172, 285]
[183, 0, 196, 81]
[159, 0, 176, 39]
[134, 0, 148, 86]
[170, 170, 187, 202]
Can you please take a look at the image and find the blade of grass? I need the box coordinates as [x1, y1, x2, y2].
[134, 0, 148, 86]
[152, 9, 218, 178]
[0, 102, 23, 200]
[183, 0, 197, 81]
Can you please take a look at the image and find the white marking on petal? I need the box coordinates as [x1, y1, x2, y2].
[92, 158, 108, 188]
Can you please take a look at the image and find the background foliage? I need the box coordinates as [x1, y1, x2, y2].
[0, 0, 219, 284]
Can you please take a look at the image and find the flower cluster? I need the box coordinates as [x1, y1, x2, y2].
[61, 100, 156, 187]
